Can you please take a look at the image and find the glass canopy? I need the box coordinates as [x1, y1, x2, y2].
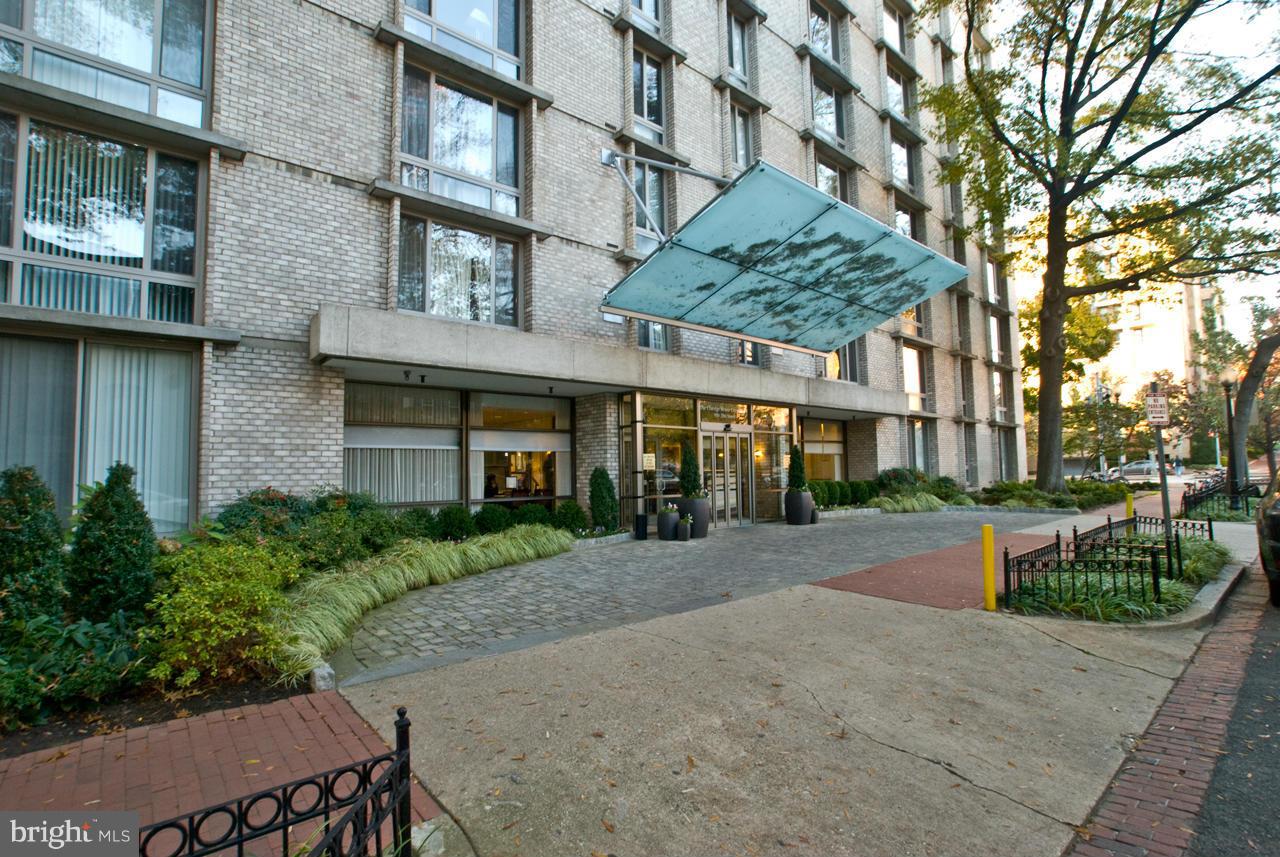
[601, 161, 969, 355]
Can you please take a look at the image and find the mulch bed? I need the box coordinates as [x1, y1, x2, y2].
[0, 678, 299, 760]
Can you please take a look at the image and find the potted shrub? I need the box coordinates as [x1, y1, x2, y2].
[784, 444, 814, 525]
[677, 514, 692, 541]
[675, 442, 711, 538]
[657, 502, 680, 541]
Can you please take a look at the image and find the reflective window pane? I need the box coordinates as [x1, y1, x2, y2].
[20, 263, 142, 317]
[34, 0, 154, 72]
[397, 216, 427, 312]
[430, 222, 492, 322]
[156, 88, 203, 126]
[809, 3, 832, 57]
[0, 112, 14, 246]
[152, 154, 198, 275]
[0, 37, 21, 74]
[402, 65, 431, 160]
[494, 239, 516, 326]
[437, 0, 494, 47]
[32, 49, 149, 112]
[496, 102, 518, 188]
[432, 79, 494, 180]
[160, 0, 205, 87]
[430, 171, 491, 208]
[642, 394, 693, 426]
[0, 333, 78, 521]
[148, 281, 194, 323]
[497, 0, 518, 56]
[0, 0, 19, 28]
[812, 78, 836, 137]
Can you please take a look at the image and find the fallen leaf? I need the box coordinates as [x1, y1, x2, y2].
[1007, 760, 1017, 768]
[771, 681, 783, 688]
[602, 818, 615, 833]
[501, 821, 517, 831]
[1074, 826, 1091, 840]
[721, 591, 733, 598]
[592, 730, 605, 738]
[1043, 763, 1054, 776]
[244, 759, 260, 765]
[1073, 666, 1088, 673]
[757, 719, 769, 728]
[686, 755, 697, 772]
[708, 814, 721, 822]
[511, 753, 526, 761]
[950, 783, 962, 789]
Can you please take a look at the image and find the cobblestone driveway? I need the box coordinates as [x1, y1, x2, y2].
[332, 511, 1063, 685]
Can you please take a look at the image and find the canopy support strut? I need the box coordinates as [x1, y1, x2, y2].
[601, 149, 734, 241]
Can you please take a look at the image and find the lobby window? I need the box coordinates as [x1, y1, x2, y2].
[817, 159, 850, 203]
[631, 0, 660, 34]
[891, 136, 917, 190]
[469, 392, 572, 505]
[907, 417, 933, 474]
[886, 66, 911, 116]
[883, 4, 908, 55]
[826, 336, 866, 383]
[0, 114, 201, 324]
[404, 0, 522, 80]
[731, 105, 752, 170]
[400, 66, 521, 216]
[633, 161, 665, 252]
[802, 418, 844, 481]
[0, 332, 193, 531]
[633, 50, 664, 144]
[636, 319, 668, 351]
[727, 12, 748, 80]
[812, 77, 843, 140]
[737, 339, 760, 366]
[0, 0, 210, 126]
[809, 1, 839, 62]
[398, 216, 518, 327]
[343, 383, 463, 506]
[903, 344, 928, 411]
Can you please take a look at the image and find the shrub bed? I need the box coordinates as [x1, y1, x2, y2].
[1007, 572, 1194, 622]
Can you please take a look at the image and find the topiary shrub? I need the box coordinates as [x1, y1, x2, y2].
[678, 444, 703, 499]
[809, 481, 828, 507]
[850, 480, 877, 505]
[0, 466, 66, 629]
[143, 541, 302, 687]
[787, 444, 807, 492]
[552, 500, 589, 532]
[513, 503, 552, 527]
[474, 503, 514, 534]
[294, 510, 367, 572]
[434, 505, 477, 541]
[352, 506, 405, 553]
[66, 463, 156, 622]
[216, 487, 313, 536]
[398, 507, 438, 540]
[837, 481, 853, 506]
[589, 467, 620, 530]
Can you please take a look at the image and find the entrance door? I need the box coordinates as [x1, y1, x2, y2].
[702, 432, 753, 526]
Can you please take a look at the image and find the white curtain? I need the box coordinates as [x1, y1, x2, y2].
[0, 334, 77, 520]
[81, 343, 192, 533]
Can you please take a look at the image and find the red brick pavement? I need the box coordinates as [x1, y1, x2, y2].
[1066, 565, 1267, 857]
[813, 531, 1050, 609]
[0, 692, 438, 829]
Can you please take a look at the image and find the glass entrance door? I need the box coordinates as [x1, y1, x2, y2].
[702, 432, 753, 526]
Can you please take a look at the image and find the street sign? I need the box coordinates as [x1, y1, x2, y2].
[1145, 394, 1170, 426]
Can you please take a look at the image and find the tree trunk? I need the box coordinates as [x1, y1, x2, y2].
[1229, 333, 1280, 492]
[1266, 413, 1277, 479]
[1034, 207, 1071, 494]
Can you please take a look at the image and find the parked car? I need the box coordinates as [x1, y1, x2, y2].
[1255, 472, 1280, 606]
[1105, 460, 1167, 483]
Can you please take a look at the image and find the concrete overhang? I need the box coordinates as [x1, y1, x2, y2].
[0, 72, 247, 160]
[0, 304, 241, 345]
[310, 303, 909, 416]
[369, 179, 551, 239]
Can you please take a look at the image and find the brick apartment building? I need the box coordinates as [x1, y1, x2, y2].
[0, 0, 1025, 532]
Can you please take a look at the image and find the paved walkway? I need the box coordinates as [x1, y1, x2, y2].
[0, 692, 437, 831]
[333, 510, 1063, 684]
[1066, 565, 1269, 857]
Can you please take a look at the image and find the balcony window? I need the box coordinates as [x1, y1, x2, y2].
[809, 2, 838, 62]
[887, 66, 910, 116]
[891, 136, 916, 189]
[0, 113, 200, 323]
[731, 105, 752, 170]
[727, 13, 748, 80]
[400, 66, 521, 216]
[404, 0, 522, 80]
[903, 344, 927, 411]
[633, 161, 664, 252]
[812, 77, 843, 139]
[825, 336, 865, 383]
[637, 319, 668, 351]
[883, 5, 907, 54]
[0, 0, 209, 126]
[398, 216, 518, 327]
[737, 339, 760, 366]
[633, 50, 664, 144]
[817, 159, 849, 203]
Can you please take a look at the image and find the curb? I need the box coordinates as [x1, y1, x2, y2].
[1138, 560, 1250, 632]
[815, 507, 882, 519]
[572, 531, 632, 548]
[941, 504, 1081, 515]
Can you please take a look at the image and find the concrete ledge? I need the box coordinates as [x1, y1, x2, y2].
[1141, 561, 1250, 632]
[944, 504, 1081, 515]
[0, 303, 242, 345]
[573, 532, 633, 548]
[816, 507, 882, 519]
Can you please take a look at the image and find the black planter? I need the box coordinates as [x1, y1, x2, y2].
[785, 490, 814, 525]
[677, 521, 691, 541]
[634, 512, 648, 540]
[677, 497, 711, 538]
[656, 510, 679, 541]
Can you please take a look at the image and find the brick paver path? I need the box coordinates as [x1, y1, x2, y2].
[0, 692, 438, 829]
[335, 510, 1064, 684]
[814, 531, 1049, 609]
[1066, 564, 1268, 857]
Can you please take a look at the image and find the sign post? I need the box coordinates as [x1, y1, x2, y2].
[1146, 382, 1175, 576]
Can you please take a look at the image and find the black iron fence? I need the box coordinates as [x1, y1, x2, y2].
[1181, 474, 1264, 519]
[139, 708, 414, 857]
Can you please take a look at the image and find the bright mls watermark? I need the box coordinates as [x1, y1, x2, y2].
[2, 812, 138, 857]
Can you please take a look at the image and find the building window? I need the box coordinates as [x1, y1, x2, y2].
[0, 332, 193, 531]
[891, 136, 916, 189]
[809, 2, 839, 62]
[400, 67, 521, 216]
[907, 417, 933, 474]
[959, 358, 975, 418]
[886, 66, 910, 116]
[404, 0, 522, 80]
[817, 159, 850, 203]
[903, 344, 927, 411]
[633, 161, 665, 252]
[988, 313, 1011, 364]
[963, 423, 979, 485]
[985, 254, 1000, 301]
[727, 13, 748, 80]
[0, 0, 210, 126]
[825, 335, 865, 383]
[802, 417, 844, 481]
[631, 0, 660, 34]
[737, 339, 760, 366]
[0, 114, 201, 324]
[956, 294, 972, 352]
[731, 105, 752, 169]
[894, 202, 920, 239]
[812, 76, 843, 139]
[997, 426, 1018, 480]
[902, 301, 927, 338]
[636, 319, 668, 351]
[633, 50, 664, 144]
[992, 368, 1012, 421]
[883, 4, 907, 54]
[398, 216, 518, 327]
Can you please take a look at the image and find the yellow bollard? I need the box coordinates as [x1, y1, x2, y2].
[982, 524, 997, 611]
[1125, 493, 1134, 518]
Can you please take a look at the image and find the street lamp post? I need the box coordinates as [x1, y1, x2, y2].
[1221, 365, 1240, 510]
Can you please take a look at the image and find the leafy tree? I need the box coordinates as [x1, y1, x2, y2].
[66, 463, 157, 621]
[588, 467, 619, 531]
[0, 466, 66, 628]
[922, 0, 1280, 491]
[1018, 297, 1118, 414]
